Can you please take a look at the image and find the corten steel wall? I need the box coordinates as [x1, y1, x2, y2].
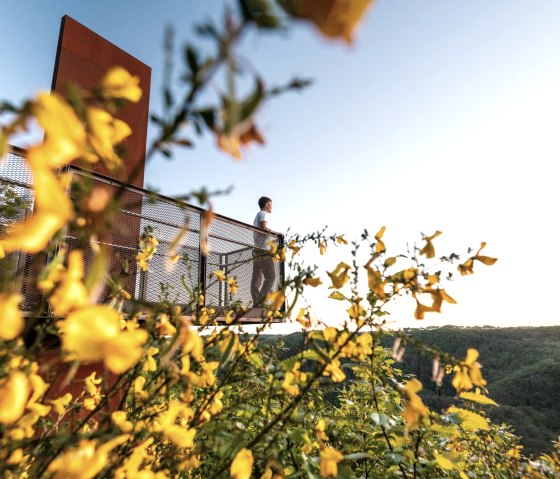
[52, 15, 151, 188]
[1, 147, 285, 323]
[51, 15, 152, 301]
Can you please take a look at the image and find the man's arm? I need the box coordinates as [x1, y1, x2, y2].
[259, 219, 269, 230]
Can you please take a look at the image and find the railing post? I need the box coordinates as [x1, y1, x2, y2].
[198, 214, 207, 316]
[279, 233, 286, 314]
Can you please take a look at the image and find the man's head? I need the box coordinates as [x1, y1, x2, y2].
[258, 196, 272, 213]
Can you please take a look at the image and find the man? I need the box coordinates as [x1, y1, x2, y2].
[251, 196, 276, 306]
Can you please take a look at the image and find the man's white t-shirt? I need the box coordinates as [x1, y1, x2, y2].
[253, 210, 268, 229]
[253, 210, 269, 248]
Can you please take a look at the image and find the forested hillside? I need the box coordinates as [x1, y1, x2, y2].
[259, 326, 560, 456]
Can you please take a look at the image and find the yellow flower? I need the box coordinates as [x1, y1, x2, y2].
[136, 232, 158, 272]
[347, 302, 365, 320]
[214, 270, 227, 281]
[133, 376, 149, 402]
[228, 277, 239, 295]
[217, 121, 265, 161]
[157, 314, 177, 337]
[288, 239, 301, 257]
[403, 378, 429, 429]
[452, 348, 487, 392]
[99, 66, 143, 102]
[303, 275, 322, 287]
[48, 437, 128, 479]
[420, 230, 442, 259]
[83, 372, 103, 411]
[179, 454, 201, 472]
[458, 242, 498, 275]
[296, 308, 312, 329]
[6, 448, 25, 465]
[49, 250, 89, 316]
[0, 165, 73, 254]
[209, 391, 224, 415]
[282, 362, 307, 396]
[225, 310, 235, 324]
[27, 371, 49, 410]
[87, 106, 132, 168]
[374, 226, 386, 253]
[111, 410, 133, 433]
[27, 92, 86, 168]
[322, 326, 338, 342]
[266, 288, 286, 311]
[187, 361, 219, 388]
[336, 235, 348, 245]
[84, 371, 102, 396]
[319, 240, 327, 255]
[413, 288, 457, 320]
[58, 305, 147, 374]
[0, 211, 63, 254]
[0, 371, 30, 424]
[180, 325, 204, 362]
[0, 293, 24, 340]
[115, 438, 153, 477]
[355, 333, 373, 357]
[316, 419, 329, 442]
[327, 262, 351, 289]
[299, 0, 373, 44]
[49, 393, 73, 416]
[319, 446, 344, 477]
[231, 448, 254, 479]
[364, 261, 386, 299]
[143, 346, 159, 372]
[323, 359, 345, 382]
[158, 401, 197, 448]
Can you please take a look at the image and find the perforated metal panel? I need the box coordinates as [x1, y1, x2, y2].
[0, 149, 42, 311]
[1, 147, 285, 322]
[207, 216, 282, 319]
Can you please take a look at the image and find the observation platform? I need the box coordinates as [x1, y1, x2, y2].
[0, 146, 285, 323]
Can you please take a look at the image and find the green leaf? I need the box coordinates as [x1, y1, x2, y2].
[344, 452, 373, 461]
[220, 334, 236, 364]
[329, 291, 346, 301]
[197, 109, 215, 129]
[310, 340, 331, 364]
[164, 87, 174, 108]
[383, 256, 397, 268]
[84, 247, 108, 294]
[239, 81, 264, 123]
[237, 0, 281, 29]
[386, 452, 404, 465]
[186, 45, 199, 74]
[248, 352, 263, 369]
[370, 412, 391, 428]
[173, 138, 193, 147]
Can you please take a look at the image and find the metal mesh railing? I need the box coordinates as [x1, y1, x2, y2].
[0, 148, 42, 311]
[0, 147, 285, 322]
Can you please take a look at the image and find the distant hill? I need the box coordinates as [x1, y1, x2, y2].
[258, 326, 560, 456]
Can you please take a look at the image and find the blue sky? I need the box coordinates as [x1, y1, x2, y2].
[1, 1, 559, 330]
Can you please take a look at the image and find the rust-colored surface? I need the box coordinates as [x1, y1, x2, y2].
[52, 16, 150, 300]
[52, 15, 151, 188]
[42, 349, 124, 423]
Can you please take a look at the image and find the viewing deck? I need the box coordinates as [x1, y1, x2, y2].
[0, 146, 285, 323]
